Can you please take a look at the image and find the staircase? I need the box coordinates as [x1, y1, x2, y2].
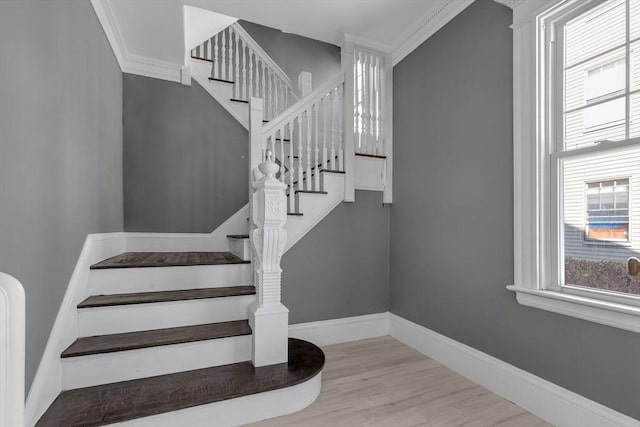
[27, 20, 392, 427]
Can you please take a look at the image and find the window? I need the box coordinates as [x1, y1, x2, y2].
[509, 0, 640, 333]
[585, 178, 629, 242]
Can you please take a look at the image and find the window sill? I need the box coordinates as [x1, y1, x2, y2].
[506, 286, 640, 333]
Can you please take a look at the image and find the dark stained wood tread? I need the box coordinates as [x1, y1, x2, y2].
[90, 251, 250, 270]
[226, 234, 249, 239]
[288, 212, 304, 216]
[208, 76, 235, 84]
[37, 339, 324, 427]
[355, 152, 387, 159]
[61, 320, 251, 358]
[191, 55, 213, 63]
[77, 286, 256, 308]
[321, 169, 346, 174]
[295, 190, 328, 195]
[230, 98, 249, 103]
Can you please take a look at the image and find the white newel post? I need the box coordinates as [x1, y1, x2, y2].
[0, 272, 25, 427]
[248, 152, 290, 367]
[341, 40, 356, 202]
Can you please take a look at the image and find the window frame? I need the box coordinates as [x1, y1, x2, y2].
[508, 0, 640, 333]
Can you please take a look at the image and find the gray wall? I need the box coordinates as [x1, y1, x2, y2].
[0, 1, 123, 390]
[240, 20, 341, 90]
[390, 0, 640, 419]
[283, 191, 390, 323]
[123, 74, 248, 233]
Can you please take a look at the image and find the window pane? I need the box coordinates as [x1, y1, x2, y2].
[564, 99, 626, 150]
[631, 0, 640, 40]
[562, 148, 639, 295]
[565, 0, 626, 68]
[565, 48, 625, 111]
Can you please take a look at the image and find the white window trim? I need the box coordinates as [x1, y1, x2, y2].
[507, 0, 640, 334]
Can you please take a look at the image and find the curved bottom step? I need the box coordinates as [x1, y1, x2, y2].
[36, 339, 324, 427]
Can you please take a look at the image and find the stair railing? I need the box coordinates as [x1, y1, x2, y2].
[257, 73, 346, 213]
[0, 272, 25, 427]
[191, 23, 298, 121]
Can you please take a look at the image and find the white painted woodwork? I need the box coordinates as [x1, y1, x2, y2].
[341, 41, 356, 202]
[25, 234, 127, 426]
[298, 71, 313, 97]
[289, 312, 390, 347]
[88, 263, 252, 295]
[0, 272, 25, 427]
[355, 155, 386, 191]
[77, 295, 256, 336]
[228, 235, 251, 261]
[62, 335, 252, 389]
[249, 154, 290, 366]
[120, 373, 321, 427]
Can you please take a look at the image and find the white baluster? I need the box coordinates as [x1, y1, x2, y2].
[278, 129, 286, 184]
[248, 48, 254, 97]
[287, 120, 295, 212]
[268, 71, 274, 120]
[304, 110, 312, 191]
[213, 34, 219, 79]
[379, 59, 386, 156]
[227, 28, 234, 83]
[330, 88, 337, 170]
[314, 102, 320, 190]
[261, 61, 267, 104]
[338, 83, 344, 171]
[296, 115, 303, 191]
[234, 31, 240, 97]
[369, 53, 376, 155]
[274, 77, 280, 117]
[241, 39, 247, 99]
[322, 94, 328, 169]
[221, 30, 227, 80]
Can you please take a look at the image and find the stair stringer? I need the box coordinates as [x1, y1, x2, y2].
[284, 172, 345, 253]
[190, 58, 249, 130]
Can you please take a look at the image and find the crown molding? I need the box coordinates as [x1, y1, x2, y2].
[90, 0, 185, 83]
[391, 0, 474, 66]
[342, 33, 392, 54]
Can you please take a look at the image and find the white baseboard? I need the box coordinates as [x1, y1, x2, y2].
[388, 313, 639, 427]
[288, 312, 390, 346]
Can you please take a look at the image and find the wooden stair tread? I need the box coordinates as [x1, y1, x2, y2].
[61, 321, 251, 358]
[90, 252, 249, 269]
[230, 98, 249, 103]
[38, 339, 324, 427]
[355, 152, 387, 159]
[226, 234, 249, 239]
[295, 190, 328, 195]
[208, 76, 235, 84]
[78, 286, 256, 308]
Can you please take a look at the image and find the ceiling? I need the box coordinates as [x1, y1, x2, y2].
[184, 0, 458, 49]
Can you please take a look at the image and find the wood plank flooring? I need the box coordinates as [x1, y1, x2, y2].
[90, 252, 249, 269]
[247, 336, 550, 427]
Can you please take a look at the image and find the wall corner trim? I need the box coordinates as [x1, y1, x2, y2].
[391, 0, 475, 66]
[90, 0, 184, 84]
[388, 313, 639, 427]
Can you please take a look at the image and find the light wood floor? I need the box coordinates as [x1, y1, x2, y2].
[248, 336, 550, 427]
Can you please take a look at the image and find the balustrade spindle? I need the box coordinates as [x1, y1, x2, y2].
[379, 61, 386, 156]
[313, 103, 320, 190]
[234, 31, 240, 97]
[268, 71, 274, 121]
[287, 120, 295, 211]
[369, 53, 375, 155]
[228, 28, 234, 83]
[221, 30, 227, 80]
[305, 110, 312, 190]
[261, 61, 267, 104]
[322, 95, 329, 169]
[330, 88, 337, 170]
[213, 34, 219, 79]
[296, 116, 303, 191]
[278, 129, 286, 185]
[274, 78, 280, 117]
[241, 39, 247, 99]
[248, 49, 254, 97]
[338, 84, 345, 171]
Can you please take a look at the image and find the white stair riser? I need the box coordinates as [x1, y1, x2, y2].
[228, 238, 251, 261]
[78, 295, 256, 336]
[120, 373, 322, 427]
[61, 335, 252, 389]
[88, 264, 252, 294]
